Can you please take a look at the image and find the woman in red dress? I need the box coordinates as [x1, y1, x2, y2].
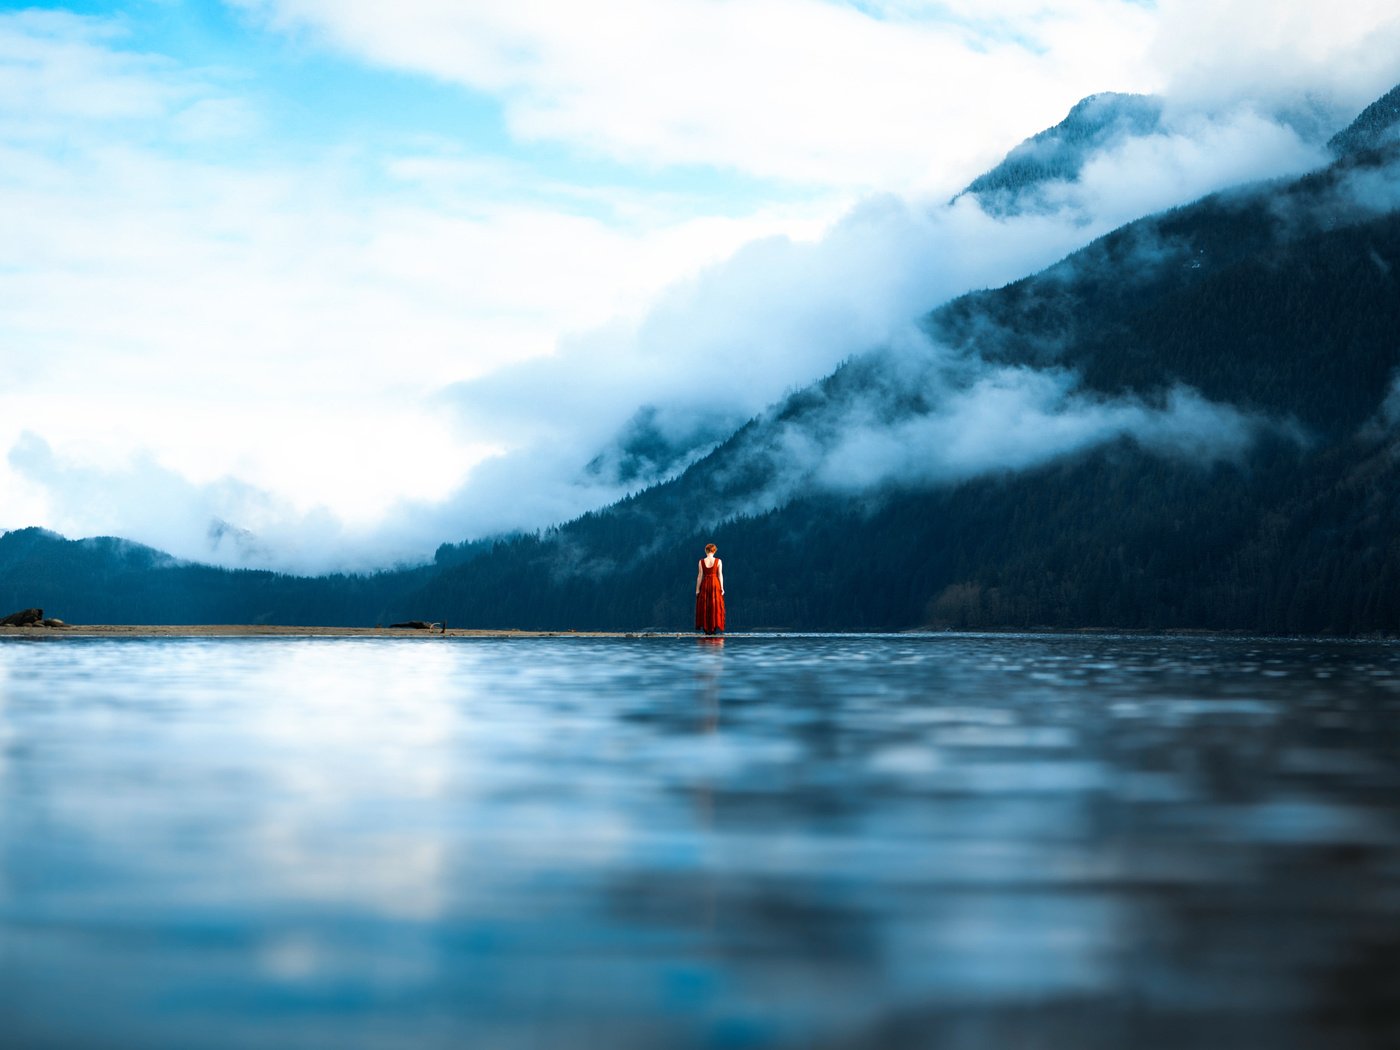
[695, 543, 726, 634]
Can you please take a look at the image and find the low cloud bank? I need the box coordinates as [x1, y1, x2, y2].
[694, 331, 1295, 524]
[7, 434, 369, 573]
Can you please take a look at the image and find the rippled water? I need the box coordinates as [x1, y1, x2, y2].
[1, 634, 1398, 1049]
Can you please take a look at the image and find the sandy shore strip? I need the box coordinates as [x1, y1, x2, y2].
[0, 624, 700, 639]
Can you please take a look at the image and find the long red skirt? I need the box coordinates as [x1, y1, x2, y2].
[696, 573, 725, 634]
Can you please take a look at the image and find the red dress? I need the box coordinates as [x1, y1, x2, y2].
[695, 557, 725, 634]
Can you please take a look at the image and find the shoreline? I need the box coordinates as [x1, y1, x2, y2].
[0, 624, 688, 639]
[2, 625, 1395, 641]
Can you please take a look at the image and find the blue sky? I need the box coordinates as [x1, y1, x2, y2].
[2, 0, 1398, 570]
[2, 1, 776, 213]
[15, 1, 514, 149]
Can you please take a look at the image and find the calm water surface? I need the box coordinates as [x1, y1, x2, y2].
[1, 634, 1398, 1049]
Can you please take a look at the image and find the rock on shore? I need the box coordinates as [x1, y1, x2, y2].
[0, 608, 68, 628]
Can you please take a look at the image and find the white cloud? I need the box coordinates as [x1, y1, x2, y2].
[229, 0, 1159, 192]
[677, 328, 1300, 524]
[6, 430, 470, 572]
[1150, 0, 1400, 115]
[808, 366, 1270, 496]
[0, 9, 830, 563]
[228, 0, 1400, 194]
[0, 9, 185, 126]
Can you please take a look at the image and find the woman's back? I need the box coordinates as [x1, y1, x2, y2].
[696, 549, 725, 634]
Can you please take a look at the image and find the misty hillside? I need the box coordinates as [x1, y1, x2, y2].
[958, 92, 1164, 216]
[405, 83, 1400, 634]
[6, 82, 1400, 633]
[554, 88, 1337, 515]
[538, 89, 1210, 512]
[1328, 82, 1400, 157]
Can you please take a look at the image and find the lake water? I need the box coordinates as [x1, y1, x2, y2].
[1, 634, 1398, 1049]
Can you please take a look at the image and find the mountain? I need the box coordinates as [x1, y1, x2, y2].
[957, 93, 1164, 216]
[7, 83, 1400, 633]
[563, 88, 1333, 510]
[402, 84, 1400, 634]
[514, 91, 1184, 516]
[1329, 83, 1400, 157]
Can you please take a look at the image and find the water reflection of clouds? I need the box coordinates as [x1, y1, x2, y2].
[0, 650, 13, 911]
[0, 642, 480, 928]
[241, 641, 465, 797]
[233, 642, 496, 923]
[0, 650, 12, 780]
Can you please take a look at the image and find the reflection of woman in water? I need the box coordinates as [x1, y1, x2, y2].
[695, 543, 726, 635]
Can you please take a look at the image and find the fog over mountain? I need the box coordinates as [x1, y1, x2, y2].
[957, 92, 1168, 216]
[402, 85, 1400, 633]
[361, 94, 1335, 561]
[6, 77, 1400, 633]
[0, 90, 1364, 572]
[664, 112, 1400, 524]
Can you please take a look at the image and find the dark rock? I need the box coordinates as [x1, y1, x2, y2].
[41, 618, 66, 628]
[390, 620, 434, 630]
[1, 608, 43, 626]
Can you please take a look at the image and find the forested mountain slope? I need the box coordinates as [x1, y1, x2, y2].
[408, 91, 1400, 633]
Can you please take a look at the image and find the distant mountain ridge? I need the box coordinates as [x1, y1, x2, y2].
[0, 526, 419, 627]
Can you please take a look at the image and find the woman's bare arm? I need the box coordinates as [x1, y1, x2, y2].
[718, 559, 725, 595]
[696, 560, 703, 595]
